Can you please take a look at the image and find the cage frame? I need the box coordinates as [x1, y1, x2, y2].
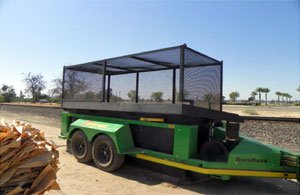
[62, 44, 223, 111]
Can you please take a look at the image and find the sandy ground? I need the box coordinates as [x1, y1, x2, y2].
[0, 102, 60, 108]
[1, 109, 299, 194]
[223, 105, 300, 118]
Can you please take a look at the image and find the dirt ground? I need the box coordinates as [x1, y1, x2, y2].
[0, 109, 299, 194]
[223, 105, 300, 118]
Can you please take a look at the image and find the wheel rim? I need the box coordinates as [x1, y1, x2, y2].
[74, 137, 86, 157]
[96, 143, 112, 165]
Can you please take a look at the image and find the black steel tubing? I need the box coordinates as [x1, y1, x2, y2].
[102, 61, 107, 102]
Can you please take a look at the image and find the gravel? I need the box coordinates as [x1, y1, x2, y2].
[240, 121, 300, 153]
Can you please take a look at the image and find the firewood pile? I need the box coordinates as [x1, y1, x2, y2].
[0, 120, 60, 195]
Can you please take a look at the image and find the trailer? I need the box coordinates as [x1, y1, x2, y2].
[59, 44, 299, 181]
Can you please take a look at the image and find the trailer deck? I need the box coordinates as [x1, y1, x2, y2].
[62, 102, 243, 122]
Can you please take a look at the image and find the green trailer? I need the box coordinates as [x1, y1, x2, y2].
[59, 44, 299, 181]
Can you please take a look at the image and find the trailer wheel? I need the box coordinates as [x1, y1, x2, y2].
[92, 135, 125, 172]
[71, 130, 93, 163]
[200, 140, 228, 162]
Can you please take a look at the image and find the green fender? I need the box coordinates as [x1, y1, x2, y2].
[68, 119, 134, 154]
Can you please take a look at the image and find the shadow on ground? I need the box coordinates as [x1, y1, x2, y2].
[82, 158, 299, 194]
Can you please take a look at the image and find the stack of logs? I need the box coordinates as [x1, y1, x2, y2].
[0, 120, 59, 194]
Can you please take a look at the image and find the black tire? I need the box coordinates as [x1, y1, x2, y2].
[71, 130, 93, 163]
[92, 135, 125, 172]
[200, 140, 229, 162]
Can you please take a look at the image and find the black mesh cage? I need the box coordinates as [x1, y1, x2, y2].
[184, 65, 221, 110]
[109, 73, 136, 102]
[139, 70, 174, 103]
[63, 68, 103, 101]
[62, 45, 223, 111]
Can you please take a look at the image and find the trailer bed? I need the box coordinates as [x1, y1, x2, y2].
[62, 102, 242, 122]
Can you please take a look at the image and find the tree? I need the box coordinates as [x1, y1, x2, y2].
[176, 89, 189, 101]
[63, 70, 88, 99]
[297, 86, 300, 92]
[151, 91, 163, 102]
[262, 88, 270, 105]
[1, 85, 9, 92]
[275, 92, 281, 105]
[19, 90, 25, 99]
[255, 87, 264, 105]
[229, 91, 240, 104]
[203, 93, 213, 109]
[280, 93, 289, 103]
[49, 75, 62, 98]
[23, 73, 46, 102]
[251, 91, 257, 100]
[0, 84, 16, 102]
[287, 94, 292, 103]
[127, 90, 136, 102]
[110, 94, 123, 102]
[281, 93, 286, 103]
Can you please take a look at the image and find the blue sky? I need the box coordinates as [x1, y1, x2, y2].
[0, 0, 299, 100]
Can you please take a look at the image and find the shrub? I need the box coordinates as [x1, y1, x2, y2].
[242, 108, 258, 115]
[49, 98, 61, 103]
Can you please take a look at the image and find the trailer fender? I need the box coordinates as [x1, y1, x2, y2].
[68, 119, 134, 154]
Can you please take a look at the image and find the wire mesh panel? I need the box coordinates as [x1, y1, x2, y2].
[63, 68, 102, 101]
[109, 73, 136, 102]
[184, 65, 221, 110]
[139, 70, 174, 103]
[184, 48, 218, 65]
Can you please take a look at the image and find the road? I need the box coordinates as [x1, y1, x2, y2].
[0, 109, 299, 195]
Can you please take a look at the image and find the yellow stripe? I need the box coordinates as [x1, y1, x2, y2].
[136, 154, 297, 179]
[140, 117, 164, 123]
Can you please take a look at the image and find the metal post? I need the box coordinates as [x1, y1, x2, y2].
[135, 72, 139, 103]
[220, 61, 223, 111]
[107, 74, 110, 102]
[179, 45, 185, 102]
[61, 66, 66, 104]
[172, 68, 176, 103]
[102, 61, 107, 102]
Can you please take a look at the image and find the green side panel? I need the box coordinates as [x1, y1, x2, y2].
[70, 119, 134, 154]
[59, 111, 70, 139]
[227, 138, 282, 170]
[173, 125, 198, 160]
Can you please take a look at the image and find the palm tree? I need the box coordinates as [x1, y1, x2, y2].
[262, 88, 270, 105]
[285, 94, 292, 103]
[275, 92, 281, 105]
[286, 93, 290, 103]
[255, 87, 264, 105]
[288, 94, 292, 103]
[281, 93, 285, 103]
[251, 91, 257, 100]
[281, 93, 288, 103]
